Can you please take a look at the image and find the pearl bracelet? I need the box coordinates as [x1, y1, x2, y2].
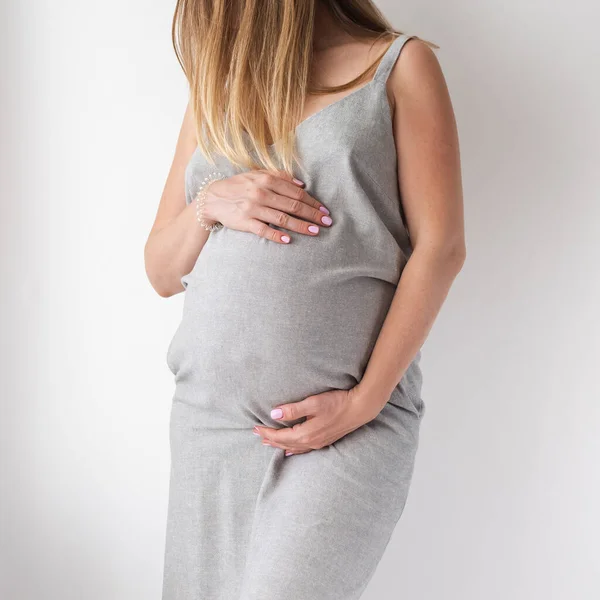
[195, 172, 227, 232]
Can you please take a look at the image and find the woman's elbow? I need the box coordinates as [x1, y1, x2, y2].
[154, 281, 180, 298]
[448, 241, 467, 273]
[412, 237, 467, 273]
[145, 263, 183, 298]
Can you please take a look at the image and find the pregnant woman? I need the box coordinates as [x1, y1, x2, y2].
[144, 1, 465, 598]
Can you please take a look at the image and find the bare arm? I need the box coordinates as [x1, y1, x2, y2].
[144, 100, 209, 297]
[355, 38, 466, 408]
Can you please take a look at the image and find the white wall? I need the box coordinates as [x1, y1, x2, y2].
[1, 1, 598, 599]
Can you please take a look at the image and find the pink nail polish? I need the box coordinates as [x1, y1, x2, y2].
[271, 408, 283, 419]
[281, 235, 290, 243]
[253, 431, 260, 436]
[319, 206, 330, 215]
[292, 177, 304, 186]
[321, 215, 333, 226]
[285, 451, 295, 456]
[308, 225, 319, 234]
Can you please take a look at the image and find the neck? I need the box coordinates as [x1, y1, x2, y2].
[312, 1, 347, 51]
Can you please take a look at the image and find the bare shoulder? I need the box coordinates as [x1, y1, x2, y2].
[387, 37, 452, 115]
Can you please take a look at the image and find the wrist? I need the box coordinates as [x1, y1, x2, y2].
[195, 173, 226, 231]
[199, 183, 220, 225]
[352, 379, 395, 417]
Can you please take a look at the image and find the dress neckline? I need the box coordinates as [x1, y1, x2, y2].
[242, 34, 404, 149]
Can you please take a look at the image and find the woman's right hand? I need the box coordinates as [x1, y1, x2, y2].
[200, 169, 333, 244]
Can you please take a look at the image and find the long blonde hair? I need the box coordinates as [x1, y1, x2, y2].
[172, 0, 436, 174]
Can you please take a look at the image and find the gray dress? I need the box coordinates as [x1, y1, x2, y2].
[163, 33, 425, 600]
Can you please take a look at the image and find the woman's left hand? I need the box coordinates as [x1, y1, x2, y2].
[253, 387, 385, 456]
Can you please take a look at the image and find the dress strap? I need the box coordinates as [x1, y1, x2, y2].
[373, 33, 415, 84]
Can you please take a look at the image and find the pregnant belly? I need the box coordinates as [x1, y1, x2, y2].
[166, 228, 400, 424]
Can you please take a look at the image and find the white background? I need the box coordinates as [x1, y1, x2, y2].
[1, 0, 598, 598]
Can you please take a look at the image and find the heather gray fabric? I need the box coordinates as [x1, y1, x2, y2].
[163, 33, 425, 600]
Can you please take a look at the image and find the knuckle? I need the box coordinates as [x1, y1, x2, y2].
[260, 173, 274, 187]
[275, 211, 288, 227]
[288, 199, 302, 214]
[305, 396, 318, 410]
[296, 433, 310, 446]
[256, 222, 269, 238]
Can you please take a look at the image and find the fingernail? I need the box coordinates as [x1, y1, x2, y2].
[319, 206, 330, 215]
[308, 225, 319, 234]
[292, 177, 304, 186]
[253, 430, 260, 435]
[281, 235, 290, 244]
[285, 451, 295, 456]
[262, 440, 272, 446]
[321, 215, 333, 226]
[271, 408, 283, 419]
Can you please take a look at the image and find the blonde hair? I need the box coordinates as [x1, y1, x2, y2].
[172, 0, 437, 175]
